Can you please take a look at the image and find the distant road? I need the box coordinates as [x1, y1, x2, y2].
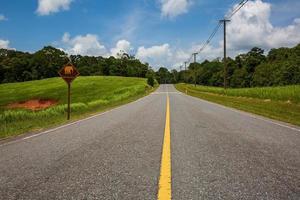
[0, 85, 299, 199]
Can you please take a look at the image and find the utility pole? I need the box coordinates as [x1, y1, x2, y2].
[179, 65, 182, 83]
[184, 61, 187, 83]
[192, 53, 198, 63]
[192, 53, 198, 87]
[220, 19, 230, 89]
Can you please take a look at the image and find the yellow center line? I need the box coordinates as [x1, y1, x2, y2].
[158, 94, 171, 200]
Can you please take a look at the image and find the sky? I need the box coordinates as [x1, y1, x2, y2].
[0, 0, 299, 69]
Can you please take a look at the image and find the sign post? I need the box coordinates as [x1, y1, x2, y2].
[67, 82, 71, 120]
[58, 63, 79, 120]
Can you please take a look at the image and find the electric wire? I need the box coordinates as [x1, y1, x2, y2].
[182, 0, 249, 68]
[226, 0, 248, 19]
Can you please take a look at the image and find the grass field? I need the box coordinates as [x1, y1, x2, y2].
[0, 76, 156, 139]
[175, 83, 300, 126]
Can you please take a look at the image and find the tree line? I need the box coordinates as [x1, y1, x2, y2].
[1, 44, 299, 88]
[155, 43, 300, 87]
[0, 46, 153, 83]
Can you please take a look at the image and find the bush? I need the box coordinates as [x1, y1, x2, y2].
[147, 76, 155, 87]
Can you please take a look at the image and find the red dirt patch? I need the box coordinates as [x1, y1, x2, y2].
[7, 99, 58, 111]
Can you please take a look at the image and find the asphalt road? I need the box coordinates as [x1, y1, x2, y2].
[0, 84, 299, 199]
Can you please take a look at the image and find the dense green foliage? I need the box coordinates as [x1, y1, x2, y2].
[176, 83, 300, 126]
[177, 83, 300, 104]
[0, 76, 154, 138]
[155, 67, 181, 84]
[1, 44, 299, 87]
[157, 44, 300, 87]
[147, 76, 155, 87]
[0, 46, 151, 83]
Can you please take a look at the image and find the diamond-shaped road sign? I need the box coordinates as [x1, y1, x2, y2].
[58, 63, 80, 120]
[58, 64, 80, 84]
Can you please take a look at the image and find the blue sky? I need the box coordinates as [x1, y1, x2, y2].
[0, 0, 299, 69]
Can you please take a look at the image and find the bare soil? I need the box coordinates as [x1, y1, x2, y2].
[7, 99, 58, 111]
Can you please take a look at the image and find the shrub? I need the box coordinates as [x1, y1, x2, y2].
[147, 76, 155, 87]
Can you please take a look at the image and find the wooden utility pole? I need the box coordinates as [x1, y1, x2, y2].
[193, 53, 198, 63]
[192, 53, 198, 87]
[220, 19, 230, 89]
[179, 65, 182, 82]
[184, 61, 187, 83]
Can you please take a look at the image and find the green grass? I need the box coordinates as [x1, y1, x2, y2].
[0, 76, 156, 139]
[175, 83, 300, 126]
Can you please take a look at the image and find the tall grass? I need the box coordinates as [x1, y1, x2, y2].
[180, 84, 300, 103]
[0, 76, 153, 138]
[176, 83, 300, 126]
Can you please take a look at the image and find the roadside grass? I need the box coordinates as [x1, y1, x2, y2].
[0, 76, 157, 139]
[175, 83, 300, 126]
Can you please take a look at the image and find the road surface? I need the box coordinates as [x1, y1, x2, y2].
[0, 85, 299, 199]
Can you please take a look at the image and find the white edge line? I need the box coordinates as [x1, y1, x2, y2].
[180, 91, 300, 133]
[0, 94, 152, 148]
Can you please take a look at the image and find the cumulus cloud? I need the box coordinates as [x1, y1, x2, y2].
[227, 0, 300, 52]
[110, 40, 132, 57]
[144, 0, 300, 68]
[61, 33, 107, 56]
[0, 39, 11, 49]
[36, 0, 73, 15]
[54, 0, 300, 69]
[160, 0, 191, 18]
[136, 44, 173, 67]
[183, 0, 300, 63]
[134, 42, 221, 69]
[135, 44, 192, 69]
[191, 44, 223, 61]
[0, 14, 7, 21]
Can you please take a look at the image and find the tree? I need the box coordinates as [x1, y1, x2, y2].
[1, 44, 300, 87]
[156, 67, 171, 84]
[230, 67, 249, 88]
[147, 76, 155, 87]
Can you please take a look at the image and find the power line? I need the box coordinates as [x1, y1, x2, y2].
[226, 0, 248, 19]
[197, 22, 222, 54]
[186, 54, 193, 65]
[181, 0, 249, 71]
[184, 22, 222, 66]
[221, 0, 248, 89]
[197, 0, 248, 55]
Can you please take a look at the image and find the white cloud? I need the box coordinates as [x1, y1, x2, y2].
[227, 0, 300, 52]
[191, 44, 223, 61]
[0, 14, 7, 21]
[182, 0, 300, 63]
[135, 44, 193, 69]
[160, 0, 191, 18]
[173, 49, 190, 65]
[0, 39, 10, 49]
[36, 0, 73, 15]
[54, 0, 300, 69]
[61, 33, 107, 56]
[142, 2, 300, 68]
[136, 44, 173, 67]
[110, 40, 132, 57]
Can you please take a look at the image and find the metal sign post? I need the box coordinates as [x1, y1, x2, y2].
[58, 63, 79, 120]
[67, 83, 71, 120]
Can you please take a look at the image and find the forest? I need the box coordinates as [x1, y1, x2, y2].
[0, 46, 152, 83]
[157, 43, 300, 87]
[0, 43, 299, 88]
